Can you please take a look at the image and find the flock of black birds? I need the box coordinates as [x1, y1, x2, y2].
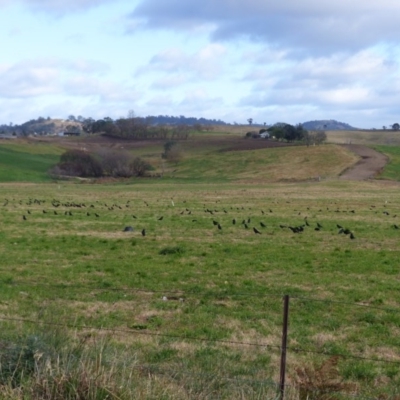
[3, 196, 400, 241]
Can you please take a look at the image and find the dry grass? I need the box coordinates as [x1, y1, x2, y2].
[326, 129, 400, 146]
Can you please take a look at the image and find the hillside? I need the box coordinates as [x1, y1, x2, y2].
[302, 119, 357, 130]
[0, 135, 359, 183]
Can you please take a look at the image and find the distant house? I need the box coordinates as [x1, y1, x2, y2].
[0, 134, 17, 140]
[61, 131, 81, 137]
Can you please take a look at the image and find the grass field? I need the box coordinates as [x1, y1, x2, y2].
[0, 141, 62, 182]
[0, 134, 400, 399]
[326, 129, 400, 146]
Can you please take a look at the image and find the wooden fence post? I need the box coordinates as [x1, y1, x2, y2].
[279, 295, 290, 399]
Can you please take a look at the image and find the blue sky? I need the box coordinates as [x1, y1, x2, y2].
[1, 0, 400, 128]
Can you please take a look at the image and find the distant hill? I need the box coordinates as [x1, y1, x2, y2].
[301, 120, 357, 131]
[0, 118, 81, 136]
[1, 115, 228, 137]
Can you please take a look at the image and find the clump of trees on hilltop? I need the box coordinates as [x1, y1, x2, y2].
[263, 123, 327, 145]
[267, 123, 307, 142]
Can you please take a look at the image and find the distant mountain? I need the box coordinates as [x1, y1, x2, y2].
[301, 120, 357, 131]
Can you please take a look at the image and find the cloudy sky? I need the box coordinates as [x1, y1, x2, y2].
[1, 0, 400, 128]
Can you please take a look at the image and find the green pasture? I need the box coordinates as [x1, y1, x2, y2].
[0, 141, 62, 182]
[0, 134, 400, 398]
[1, 179, 400, 398]
[374, 145, 400, 181]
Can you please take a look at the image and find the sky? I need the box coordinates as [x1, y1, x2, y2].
[1, 0, 400, 128]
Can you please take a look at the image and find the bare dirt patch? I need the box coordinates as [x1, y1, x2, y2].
[339, 144, 388, 181]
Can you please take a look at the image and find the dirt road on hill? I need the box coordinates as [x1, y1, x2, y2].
[339, 144, 388, 180]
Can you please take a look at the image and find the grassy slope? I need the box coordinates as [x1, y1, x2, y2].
[0, 141, 62, 182]
[327, 129, 400, 146]
[173, 144, 357, 183]
[374, 145, 400, 180]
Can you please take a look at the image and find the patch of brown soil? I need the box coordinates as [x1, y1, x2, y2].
[339, 145, 389, 180]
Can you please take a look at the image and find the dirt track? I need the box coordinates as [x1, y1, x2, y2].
[339, 144, 389, 180]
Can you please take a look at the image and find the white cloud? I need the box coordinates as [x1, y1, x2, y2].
[131, 0, 400, 54]
[0, 62, 60, 98]
[137, 43, 227, 87]
[0, 0, 116, 14]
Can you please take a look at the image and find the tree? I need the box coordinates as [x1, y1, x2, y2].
[315, 131, 327, 144]
[162, 141, 183, 163]
[247, 118, 253, 125]
[57, 150, 103, 177]
[392, 123, 400, 131]
[131, 157, 151, 177]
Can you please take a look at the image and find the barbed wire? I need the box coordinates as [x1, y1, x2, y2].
[3, 280, 400, 314]
[0, 316, 281, 351]
[287, 346, 400, 365]
[2, 315, 400, 368]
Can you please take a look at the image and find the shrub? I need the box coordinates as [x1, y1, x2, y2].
[162, 141, 183, 164]
[131, 157, 151, 177]
[57, 150, 103, 177]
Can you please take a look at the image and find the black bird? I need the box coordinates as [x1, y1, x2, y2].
[393, 224, 399, 229]
[232, 219, 236, 225]
[350, 233, 355, 239]
[213, 220, 219, 226]
[343, 228, 351, 235]
[279, 224, 287, 229]
[315, 227, 321, 231]
[316, 222, 322, 228]
[22, 215, 27, 220]
[217, 224, 222, 230]
[260, 222, 266, 228]
[123, 226, 134, 232]
[337, 224, 343, 229]
[289, 226, 303, 233]
[141, 229, 146, 236]
[244, 224, 249, 229]
[305, 220, 310, 227]
[43, 210, 47, 214]
[54, 211, 58, 215]
[95, 213, 100, 218]
[87, 212, 90, 216]
[158, 216, 164, 220]
[132, 215, 137, 219]
[247, 218, 251, 223]
[27, 210, 31, 214]
[253, 227, 261, 234]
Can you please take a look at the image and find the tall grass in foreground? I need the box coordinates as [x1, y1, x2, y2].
[0, 322, 287, 400]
